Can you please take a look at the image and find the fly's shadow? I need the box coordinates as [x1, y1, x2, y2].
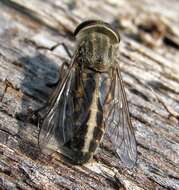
[16, 52, 61, 159]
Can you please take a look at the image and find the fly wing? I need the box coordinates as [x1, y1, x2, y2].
[38, 60, 76, 150]
[104, 64, 137, 168]
[38, 59, 92, 151]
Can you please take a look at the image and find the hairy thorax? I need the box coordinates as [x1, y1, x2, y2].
[76, 32, 118, 72]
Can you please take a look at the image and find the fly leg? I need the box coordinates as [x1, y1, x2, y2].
[46, 42, 72, 87]
[37, 42, 72, 59]
[26, 42, 72, 124]
[59, 42, 72, 58]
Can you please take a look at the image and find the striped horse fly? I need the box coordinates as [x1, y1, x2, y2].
[37, 20, 137, 168]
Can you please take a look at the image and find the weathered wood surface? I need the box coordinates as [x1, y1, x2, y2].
[0, 0, 179, 189]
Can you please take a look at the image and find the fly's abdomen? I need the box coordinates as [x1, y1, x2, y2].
[81, 86, 104, 155]
[63, 71, 105, 164]
[70, 104, 104, 164]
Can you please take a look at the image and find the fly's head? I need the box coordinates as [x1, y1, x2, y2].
[74, 20, 120, 71]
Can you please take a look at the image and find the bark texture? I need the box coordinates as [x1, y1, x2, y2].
[0, 0, 179, 189]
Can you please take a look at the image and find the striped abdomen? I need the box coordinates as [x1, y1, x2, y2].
[63, 69, 107, 164]
[82, 73, 104, 154]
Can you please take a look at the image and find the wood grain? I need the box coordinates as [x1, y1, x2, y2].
[0, 0, 179, 189]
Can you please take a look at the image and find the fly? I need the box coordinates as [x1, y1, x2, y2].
[37, 20, 137, 168]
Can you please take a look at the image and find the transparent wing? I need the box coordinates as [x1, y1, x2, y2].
[105, 64, 137, 168]
[38, 59, 93, 151]
[38, 60, 76, 150]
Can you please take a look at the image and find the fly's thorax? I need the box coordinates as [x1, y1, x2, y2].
[74, 20, 120, 71]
